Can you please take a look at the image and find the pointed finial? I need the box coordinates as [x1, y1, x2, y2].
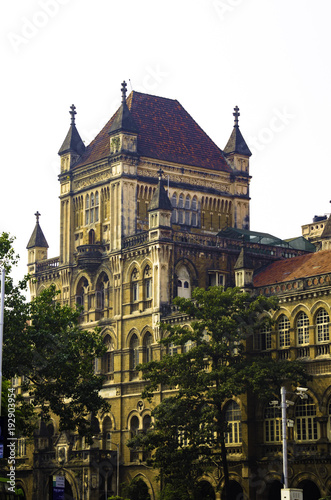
[34, 211, 41, 224]
[157, 168, 164, 180]
[69, 104, 77, 125]
[121, 81, 127, 104]
[233, 106, 240, 127]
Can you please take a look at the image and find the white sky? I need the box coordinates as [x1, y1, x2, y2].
[2, 0, 331, 284]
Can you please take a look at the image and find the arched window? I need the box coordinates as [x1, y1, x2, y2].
[224, 401, 241, 445]
[95, 191, 99, 222]
[191, 196, 197, 211]
[102, 335, 114, 375]
[130, 415, 139, 437]
[316, 308, 330, 343]
[171, 193, 177, 207]
[76, 277, 88, 311]
[295, 396, 318, 441]
[177, 266, 191, 299]
[255, 323, 272, 351]
[102, 416, 112, 449]
[85, 194, 90, 225]
[144, 265, 152, 301]
[96, 273, 109, 311]
[264, 406, 282, 443]
[278, 314, 290, 348]
[143, 332, 153, 363]
[296, 312, 309, 345]
[131, 268, 139, 302]
[143, 415, 152, 433]
[178, 194, 184, 208]
[88, 229, 95, 245]
[185, 195, 190, 209]
[90, 193, 95, 223]
[130, 334, 139, 369]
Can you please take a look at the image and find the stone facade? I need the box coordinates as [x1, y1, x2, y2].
[15, 84, 331, 500]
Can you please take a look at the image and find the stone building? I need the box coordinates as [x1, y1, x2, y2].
[15, 83, 331, 500]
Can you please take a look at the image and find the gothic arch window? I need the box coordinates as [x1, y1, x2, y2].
[177, 265, 191, 298]
[89, 229, 95, 245]
[76, 277, 88, 310]
[102, 416, 112, 449]
[278, 314, 290, 348]
[130, 334, 139, 370]
[316, 308, 330, 343]
[102, 334, 114, 375]
[296, 311, 310, 345]
[295, 396, 318, 441]
[264, 405, 282, 443]
[85, 194, 90, 225]
[130, 415, 140, 437]
[224, 401, 242, 445]
[90, 193, 95, 223]
[178, 194, 184, 208]
[143, 332, 153, 363]
[96, 273, 109, 311]
[143, 414, 152, 433]
[131, 268, 139, 303]
[95, 191, 99, 222]
[171, 193, 177, 207]
[144, 265, 152, 301]
[185, 195, 190, 209]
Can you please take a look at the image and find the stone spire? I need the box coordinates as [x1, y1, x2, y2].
[109, 81, 138, 135]
[224, 106, 252, 157]
[58, 104, 86, 157]
[27, 212, 49, 249]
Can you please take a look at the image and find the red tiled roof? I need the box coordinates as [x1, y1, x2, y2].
[74, 91, 231, 172]
[253, 250, 331, 287]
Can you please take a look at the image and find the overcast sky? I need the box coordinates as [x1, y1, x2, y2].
[2, 0, 331, 284]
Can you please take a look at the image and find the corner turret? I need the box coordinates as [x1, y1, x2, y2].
[148, 169, 173, 241]
[27, 211, 49, 271]
[234, 245, 254, 291]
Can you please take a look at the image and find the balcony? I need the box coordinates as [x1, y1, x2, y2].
[76, 244, 104, 270]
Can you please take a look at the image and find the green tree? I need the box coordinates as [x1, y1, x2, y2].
[129, 286, 308, 500]
[1, 232, 109, 441]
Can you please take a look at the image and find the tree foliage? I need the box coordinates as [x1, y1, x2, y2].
[1, 232, 109, 441]
[129, 286, 308, 499]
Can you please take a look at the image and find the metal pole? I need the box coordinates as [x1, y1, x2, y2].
[281, 386, 288, 488]
[116, 443, 119, 497]
[0, 269, 5, 417]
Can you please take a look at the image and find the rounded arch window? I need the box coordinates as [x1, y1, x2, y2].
[277, 314, 290, 348]
[316, 308, 330, 343]
[295, 396, 318, 441]
[143, 414, 152, 433]
[130, 415, 139, 436]
[296, 311, 309, 345]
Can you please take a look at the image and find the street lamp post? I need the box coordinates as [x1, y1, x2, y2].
[281, 386, 289, 488]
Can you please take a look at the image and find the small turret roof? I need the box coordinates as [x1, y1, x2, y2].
[27, 212, 49, 249]
[148, 170, 173, 212]
[109, 81, 138, 135]
[58, 104, 85, 156]
[223, 106, 252, 157]
[234, 246, 254, 270]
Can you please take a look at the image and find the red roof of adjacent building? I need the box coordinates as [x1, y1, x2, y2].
[253, 250, 331, 287]
[74, 91, 231, 172]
